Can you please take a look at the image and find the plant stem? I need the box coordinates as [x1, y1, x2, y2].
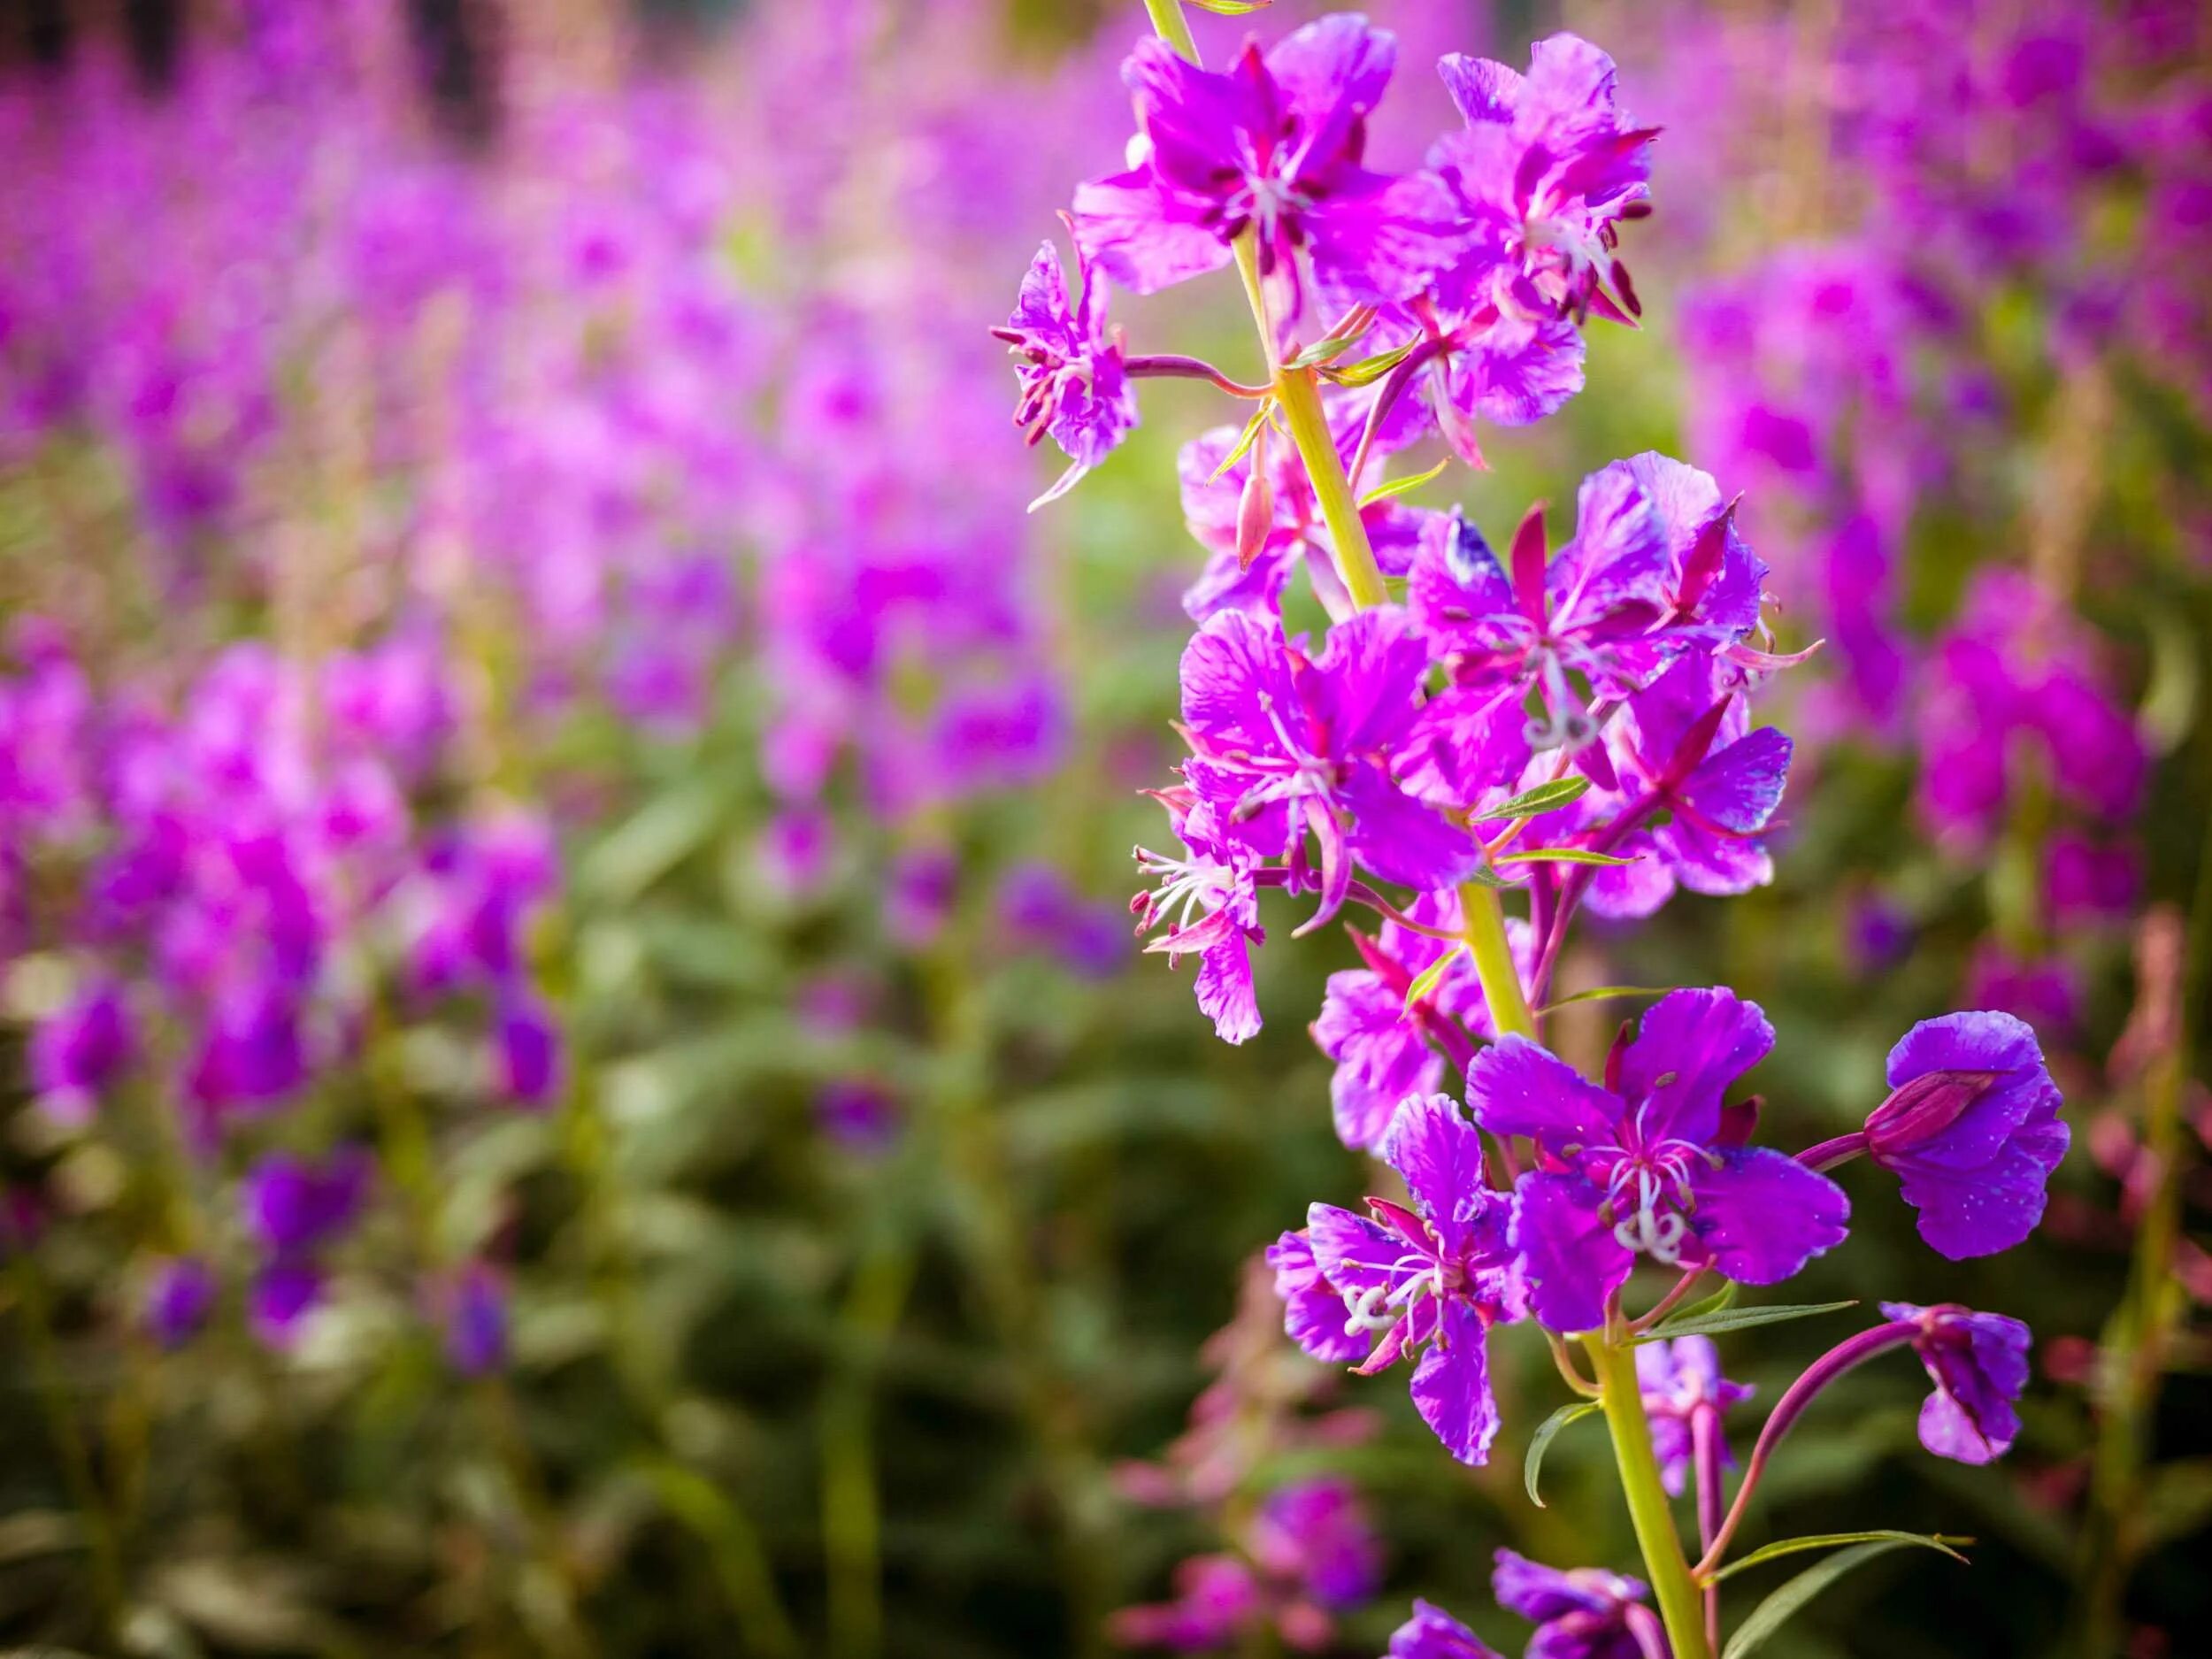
[1461, 880, 1537, 1040]
[1271, 365, 1391, 611]
[823, 1220, 920, 1659]
[1141, 0, 1198, 60]
[1582, 1333, 1713, 1659]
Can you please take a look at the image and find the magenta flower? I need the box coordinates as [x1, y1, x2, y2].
[1879, 1302, 2032, 1465]
[1311, 892, 1532, 1150]
[441, 1262, 510, 1378]
[1071, 17, 1457, 326]
[1492, 1550, 1655, 1659]
[1636, 1333, 1752, 1496]
[240, 1148, 371, 1256]
[1177, 408, 1435, 624]
[1409, 454, 1766, 763]
[1274, 1094, 1525, 1463]
[1865, 1010, 2066, 1259]
[1133, 793, 1267, 1045]
[995, 239, 1138, 509]
[1469, 989, 1847, 1333]
[1179, 608, 1480, 923]
[1429, 34, 1657, 324]
[28, 980, 134, 1125]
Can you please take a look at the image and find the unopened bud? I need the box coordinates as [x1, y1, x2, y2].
[1864, 1069, 1999, 1162]
[1235, 431, 1274, 571]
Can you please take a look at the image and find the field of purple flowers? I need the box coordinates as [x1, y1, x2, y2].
[1, 2, 2207, 1655]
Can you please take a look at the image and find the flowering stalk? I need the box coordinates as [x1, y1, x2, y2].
[1583, 1331, 1715, 1659]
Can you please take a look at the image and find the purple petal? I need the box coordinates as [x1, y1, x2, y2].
[1380, 1094, 1489, 1256]
[1340, 767, 1482, 891]
[1467, 1034, 1622, 1147]
[1069, 168, 1230, 295]
[1269, 1228, 1368, 1364]
[1313, 972, 1444, 1153]
[1180, 611, 1297, 758]
[1194, 934, 1262, 1045]
[1389, 1598, 1503, 1659]
[1509, 1171, 1632, 1333]
[1409, 1298, 1501, 1464]
[1686, 1148, 1849, 1285]
[1618, 987, 1774, 1147]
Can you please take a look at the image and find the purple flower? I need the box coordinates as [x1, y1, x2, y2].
[1409, 455, 1766, 764]
[28, 980, 134, 1125]
[250, 1260, 326, 1349]
[144, 1256, 218, 1349]
[1469, 988, 1847, 1333]
[886, 844, 959, 950]
[1636, 1333, 1752, 1496]
[495, 993, 563, 1108]
[1179, 607, 1480, 923]
[1248, 1478, 1381, 1615]
[240, 1148, 371, 1257]
[1311, 893, 1532, 1150]
[1071, 17, 1456, 326]
[1133, 793, 1267, 1044]
[1109, 1555, 1260, 1652]
[995, 239, 1138, 509]
[1878, 1302, 2032, 1465]
[1866, 1011, 2066, 1259]
[1276, 1094, 1524, 1463]
[1386, 1600, 1504, 1659]
[1178, 409, 1434, 624]
[1492, 1550, 1653, 1659]
[1367, 303, 1587, 470]
[818, 1079, 902, 1156]
[442, 1263, 509, 1377]
[1429, 35, 1657, 324]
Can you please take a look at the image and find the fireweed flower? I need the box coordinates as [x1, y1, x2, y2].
[440, 1263, 510, 1378]
[1636, 1333, 1752, 1496]
[1429, 34, 1657, 325]
[240, 1148, 371, 1257]
[1273, 1094, 1525, 1463]
[28, 980, 134, 1125]
[1133, 793, 1267, 1045]
[1179, 607, 1480, 925]
[1533, 653, 1793, 921]
[1862, 1010, 2067, 1259]
[1409, 453, 1768, 764]
[1493, 1549, 1656, 1659]
[1110, 1478, 1380, 1655]
[144, 1256, 219, 1350]
[1386, 1601, 1502, 1659]
[994, 238, 1138, 509]
[1178, 407, 1437, 623]
[1469, 988, 1848, 1333]
[1880, 1302, 2032, 1465]
[1071, 16, 1458, 327]
[1312, 892, 1533, 1151]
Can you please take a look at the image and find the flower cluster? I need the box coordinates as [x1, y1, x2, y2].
[1012, 11, 2076, 1655]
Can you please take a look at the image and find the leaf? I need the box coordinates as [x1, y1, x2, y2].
[1487, 776, 1594, 820]
[1319, 339, 1418, 387]
[1403, 944, 1466, 1011]
[1495, 848, 1640, 867]
[1709, 1532, 1970, 1585]
[1524, 1399, 1601, 1509]
[1537, 984, 1671, 1014]
[1723, 1538, 1964, 1659]
[1651, 1279, 1740, 1329]
[1187, 0, 1273, 13]
[1638, 1300, 1858, 1343]
[1211, 397, 1278, 480]
[1357, 457, 1449, 509]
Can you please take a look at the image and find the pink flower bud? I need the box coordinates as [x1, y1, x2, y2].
[1863, 1067, 1999, 1161]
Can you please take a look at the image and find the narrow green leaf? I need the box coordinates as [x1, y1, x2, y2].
[1319, 338, 1418, 387]
[1723, 1538, 1963, 1659]
[1524, 1400, 1601, 1509]
[1488, 776, 1594, 819]
[1536, 984, 1671, 1015]
[1402, 944, 1466, 1011]
[1710, 1532, 1970, 1586]
[1651, 1279, 1740, 1330]
[1638, 1300, 1858, 1344]
[1357, 458, 1450, 509]
[1495, 848, 1640, 867]
[1187, 0, 1273, 12]
[1210, 398, 1277, 480]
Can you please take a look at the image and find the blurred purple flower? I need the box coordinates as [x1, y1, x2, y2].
[29, 980, 134, 1125]
[1879, 1302, 2032, 1464]
[1493, 1549, 1654, 1659]
[1636, 1333, 1753, 1496]
[144, 1256, 218, 1349]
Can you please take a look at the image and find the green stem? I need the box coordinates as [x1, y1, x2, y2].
[822, 1223, 919, 1659]
[1460, 880, 1536, 1040]
[1583, 1333, 1713, 1659]
[1140, 0, 1199, 61]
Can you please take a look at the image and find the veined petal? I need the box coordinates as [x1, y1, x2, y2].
[1467, 1035, 1620, 1147]
[1409, 1298, 1502, 1464]
[1686, 1148, 1848, 1285]
[1508, 1171, 1631, 1333]
[1618, 987, 1773, 1146]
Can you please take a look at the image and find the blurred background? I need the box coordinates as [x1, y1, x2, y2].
[0, 1, 2207, 1655]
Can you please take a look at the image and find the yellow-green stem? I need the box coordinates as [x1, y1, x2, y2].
[1141, 0, 1199, 61]
[1273, 365, 1391, 611]
[1459, 880, 1536, 1040]
[1583, 1333, 1712, 1659]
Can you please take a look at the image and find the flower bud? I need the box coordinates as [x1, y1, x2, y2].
[1863, 1068, 1999, 1163]
[1234, 433, 1274, 572]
